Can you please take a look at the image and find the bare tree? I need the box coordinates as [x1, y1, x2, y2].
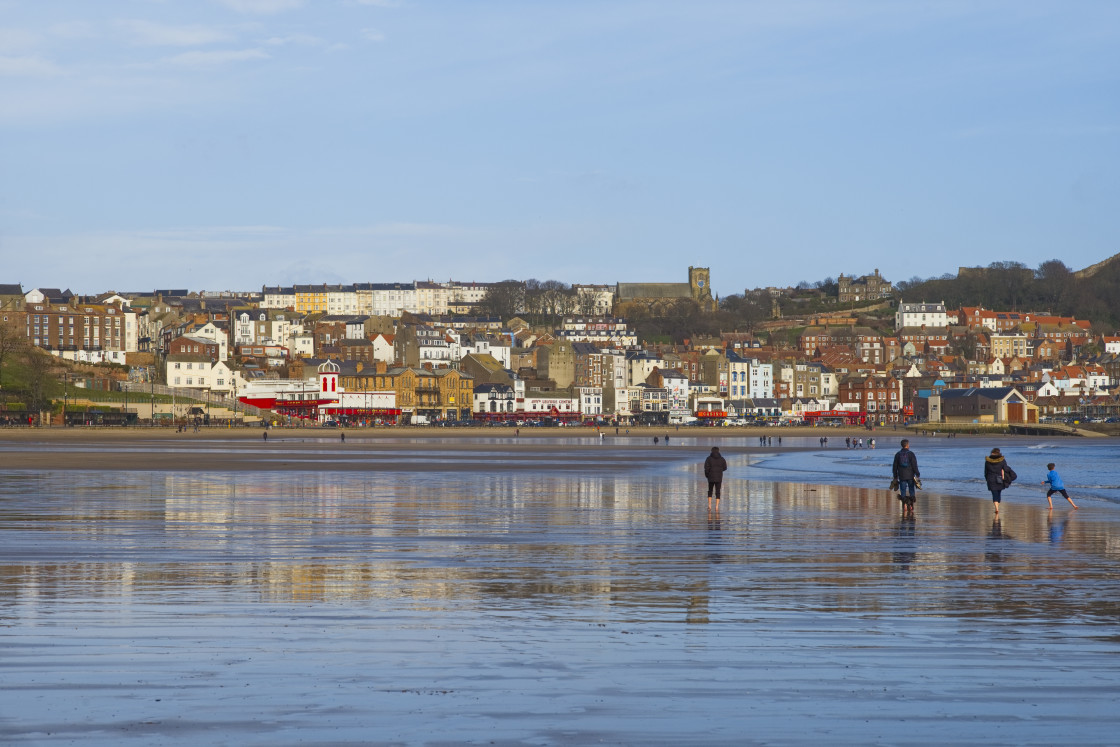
[22, 346, 57, 422]
[0, 314, 28, 390]
[477, 280, 525, 321]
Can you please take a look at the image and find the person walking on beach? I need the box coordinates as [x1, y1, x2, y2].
[984, 447, 1016, 516]
[892, 439, 919, 517]
[1041, 462, 1077, 510]
[704, 446, 728, 511]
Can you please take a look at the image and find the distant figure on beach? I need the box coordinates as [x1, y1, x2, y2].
[262, 430, 268, 441]
[984, 447, 1016, 516]
[1041, 462, 1077, 510]
[846, 437, 851, 449]
[704, 446, 728, 511]
[664, 434, 670, 445]
[340, 432, 345, 443]
[654, 437, 659, 444]
[516, 428, 520, 437]
[869, 438, 875, 449]
[892, 439, 919, 517]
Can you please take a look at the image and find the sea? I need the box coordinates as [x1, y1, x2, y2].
[732, 434, 1120, 506]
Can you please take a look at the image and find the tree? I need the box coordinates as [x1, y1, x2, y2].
[0, 315, 27, 390]
[1035, 259, 1073, 311]
[477, 280, 525, 321]
[22, 346, 56, 420]
[576, 289, 600, 316]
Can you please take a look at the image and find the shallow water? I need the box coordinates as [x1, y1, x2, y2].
[3, 439, 1120, 745]
[744, 435, 1120, 505]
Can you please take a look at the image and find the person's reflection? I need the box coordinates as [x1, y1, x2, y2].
[1049, 514, 1072, 545]
[985, 518, 1010, 567]
[892, 516, 916, 571]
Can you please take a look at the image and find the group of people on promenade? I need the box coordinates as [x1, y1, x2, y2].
[701, 437, 1080, 516]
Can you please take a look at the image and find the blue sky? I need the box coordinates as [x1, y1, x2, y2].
[1, 1, 1117, 297]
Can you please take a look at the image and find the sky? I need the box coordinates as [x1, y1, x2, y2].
[1, 1, 1117, 298]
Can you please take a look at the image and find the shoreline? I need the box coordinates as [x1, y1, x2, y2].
[0, 422, 1084, 442]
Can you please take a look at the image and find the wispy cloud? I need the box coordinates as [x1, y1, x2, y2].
[352, 0, 401, 7]
[117, 19, 232, 47]
[214, 0, 304, 14]
[162, 48, 269, 67]
[361, 28, 385, 42]
[263, 33, 325, 46]
[0, 27, 42, 53]
[0, 55, 63, 77]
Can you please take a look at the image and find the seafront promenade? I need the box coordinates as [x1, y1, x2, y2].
[2, 434, 1119, 744]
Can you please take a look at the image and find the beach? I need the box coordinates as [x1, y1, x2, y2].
[2, 431, 1119, 744]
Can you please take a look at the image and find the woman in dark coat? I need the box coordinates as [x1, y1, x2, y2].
[984, 447, 1016, 515]
[704, 447, 728, 511]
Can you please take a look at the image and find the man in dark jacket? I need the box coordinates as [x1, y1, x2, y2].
[892, 439, 920, 516]
[704, 447, 728, 511]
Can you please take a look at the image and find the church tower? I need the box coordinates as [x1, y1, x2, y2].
[689, 266, 714, 309]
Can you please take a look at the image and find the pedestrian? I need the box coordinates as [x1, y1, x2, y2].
[654, 436, 659, 444]
[664, 434, 670, 445]
[984, 447, 1016, 516]
[1041, 462, 1077, 510]
[340, 432, 345, 443]
[846, 436, 851, 449]
[262, 430, 268, 441]
[892, 439, 919, 517]
[704, 446, 728, 511]
[777, 436, 781, 446]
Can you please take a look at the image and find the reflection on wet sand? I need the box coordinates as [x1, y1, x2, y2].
[5, 470, 1120, 621]
[3, 442, 1120, 744]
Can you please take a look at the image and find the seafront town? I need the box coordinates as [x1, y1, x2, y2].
[3, 265, 1120, 431]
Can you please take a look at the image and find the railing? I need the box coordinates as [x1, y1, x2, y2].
[117, 381, 267, 417]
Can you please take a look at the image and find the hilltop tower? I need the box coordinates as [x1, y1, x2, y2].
[689, 266, 712, 303]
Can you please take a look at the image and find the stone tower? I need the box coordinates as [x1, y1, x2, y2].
[688, 266, 712, 302]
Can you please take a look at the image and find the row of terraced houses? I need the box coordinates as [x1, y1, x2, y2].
[3, 277, 1120, 426]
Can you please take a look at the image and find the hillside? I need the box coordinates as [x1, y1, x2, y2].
[898, 256, 1120, 329]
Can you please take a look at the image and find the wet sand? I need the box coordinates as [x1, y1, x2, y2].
[2, 435, 1120, 744]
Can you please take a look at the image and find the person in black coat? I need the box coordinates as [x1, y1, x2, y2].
[704, 447, 728, 511]
[984, 447, 1016, 515]
[892, 439, 920, 517]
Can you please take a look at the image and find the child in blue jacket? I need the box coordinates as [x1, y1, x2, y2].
[1041, 463, 1078, 510]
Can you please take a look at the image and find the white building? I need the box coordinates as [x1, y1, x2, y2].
[727, 353, 773, 400]
[895, 302, 948, 331]
[522, 393, 580, 417]
[165, 357, 235, 394]
[261, 286, 297, 309]
[371, 333, 396, 364]
[574, 386, 604, 418]
[572, 285, 616, 316]
[289, 332, 315, 359]
[187, 321, 229, 361]
[660, 369, 690, 423]
[357, 283, 419, 317]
